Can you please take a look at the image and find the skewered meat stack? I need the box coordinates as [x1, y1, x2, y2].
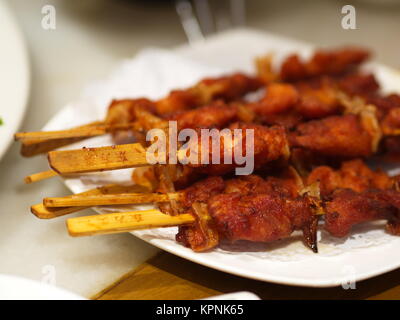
[31, 160, 400, 253]
[14, 47, 400, 253]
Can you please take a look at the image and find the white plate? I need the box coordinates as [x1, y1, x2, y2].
[0, 1, 30, 160]
[0, 274, 84, 300]
[43, 29, 400, 287]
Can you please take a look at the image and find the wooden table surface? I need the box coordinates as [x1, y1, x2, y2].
[93, 252, 400, 300]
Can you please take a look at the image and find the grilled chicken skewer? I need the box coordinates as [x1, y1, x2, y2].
[39, 160, 400, 253]
[65, 182, 400, 253]
[16, 47, 380, 154]
[42, 105, 379, 178]
[15, 73, 263, 156]
[65, 166, 321, 252]
[46, 123, 290, 175]
[40, 158, 395, 209]
[36, 159, 400, 250]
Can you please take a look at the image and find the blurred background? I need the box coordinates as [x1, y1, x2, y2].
[8, 0, 400, 130]
[8, 0, 400, 131]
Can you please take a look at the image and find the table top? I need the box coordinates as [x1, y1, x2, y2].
[2, 0, 400, 299]
[94, 252, 400, 300]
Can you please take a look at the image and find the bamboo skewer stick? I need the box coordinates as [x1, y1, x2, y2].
[19, 121, 104, 157]
[67, 209, 195, 237]
[31, 184, 150, 219]
[24, 170, 58, 184]
[25, 142, 145, 183]
[21, 137, 90, 157]
[32, 204, 87, 220]
[44, 192, 182, 207]
[15, 122, 140, 141]
[48, 143, 148, 174]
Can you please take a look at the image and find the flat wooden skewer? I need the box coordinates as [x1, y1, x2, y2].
[18, 121, 104, 157]
[21, 137, 91, 158]
[32, 184, 150, 219]
[67, 209, 195, 237]
[24, 142, 146, 183]
[48, 143, 148, 174]
[15, 122, 140, 141]
[44, 192, 182, 207]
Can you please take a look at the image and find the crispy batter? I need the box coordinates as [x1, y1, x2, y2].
[338, 73, 380, 97]
[324, 189, 399, 237]
[176, 202, 220, 252]
[186, 123, 289, 175]
[251, 83, 299, 115]
[281, 47, 370, 81]
[156, 73, 262, 115]
[181, 176, 225, 210]
[207, 193, 317, 247]
[381, 107, 400, 135]
[166, 100, 238, 130]
[290, 114, 374, 157]
[199, 73, 263, 101]
[156, 89, 202, 115]
[307, 159, 393, 196]
[106, 99, 156, 125]
[175, 169, 308, 251]
[296, 80, 341, 119]
[250, 80, 341, 128]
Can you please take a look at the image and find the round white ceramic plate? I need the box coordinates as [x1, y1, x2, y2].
[0, 274, 84, 300]
[43, 29, 400, 287]
[0, 1, 30, 160]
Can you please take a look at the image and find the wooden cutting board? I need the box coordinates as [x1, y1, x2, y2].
[93, 252, 400, 300]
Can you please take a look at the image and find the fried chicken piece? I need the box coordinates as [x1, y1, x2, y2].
[156, 73, 262, 114]
[186, 123, 289, 175]
[175, 177, 226, 251]
[250, 80, 341, 128]
[166, 100, 238, 130]
[175, 169, 306, 251]
[257, 111, 303, 129]
[156, 90, 201, 115]
[289, 114, 375, 158]
[223, 169, 301, 198]
[367, 190, 400, 234]
[281, 47, 370, 81]
[207, 192, 319, 252]
[381, 107, 400, 135]
[105, 73, 261, 125]
[223, 174, 273, 194]
[200, 73, 263, 100]
[307, 159, 393, 196]
[338, 73, 380, 97]
[180, 176, 225, 210]
[295, 80, 341, 119]
[382, 136, 400, 158]
[369, 94, 400, 115]
[106, 98, 156, 125]
[324, 189, 400, 237]
[176, 201, 220, 252]
[251, 83, 299, 115]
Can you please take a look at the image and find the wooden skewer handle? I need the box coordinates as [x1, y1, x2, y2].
[20, 121, 104, 157]
[48, 143, 147, 174]
[32, 184, 150, 219]
[15, 123, 140, 141]
[44, 192, 182, 207]
[67, 210, 195, 237]
[24, 170, 58, 184]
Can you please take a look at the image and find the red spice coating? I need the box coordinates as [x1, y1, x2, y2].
[289, 114, 373, 157]
[207, 193, 314, 242]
